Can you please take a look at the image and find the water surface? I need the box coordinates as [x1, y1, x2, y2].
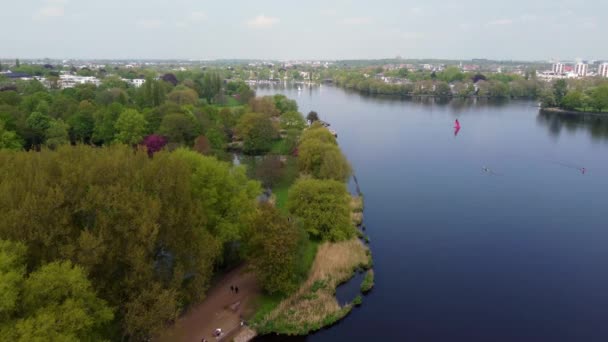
[255, 85, 608, 342]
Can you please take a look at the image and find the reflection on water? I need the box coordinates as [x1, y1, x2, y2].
[537, 110, 608, 141]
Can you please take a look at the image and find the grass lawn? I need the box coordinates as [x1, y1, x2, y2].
[218, 96, 242, 107]
[272, 183, 289, 213]
[271, 156, 298, 213]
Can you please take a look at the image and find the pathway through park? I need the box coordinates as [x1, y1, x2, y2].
[157, 264, 260, 342]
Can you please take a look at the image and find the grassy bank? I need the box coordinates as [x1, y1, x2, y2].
[252, 238, 370, 335]
[270, 156, 298, 213]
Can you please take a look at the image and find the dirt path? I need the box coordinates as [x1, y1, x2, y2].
[157, 265, 260, 342]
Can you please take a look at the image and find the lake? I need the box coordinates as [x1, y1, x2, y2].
[254, 84, 608, 342]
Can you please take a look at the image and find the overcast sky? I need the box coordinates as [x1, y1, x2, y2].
[1, 0, 605, 61]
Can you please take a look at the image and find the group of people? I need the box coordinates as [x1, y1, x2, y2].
[200, 285, 243, 341]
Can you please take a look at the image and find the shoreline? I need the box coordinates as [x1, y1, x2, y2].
[540, 107, 608, 117]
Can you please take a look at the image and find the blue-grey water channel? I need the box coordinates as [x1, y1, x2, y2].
[254, 84, 608, 342]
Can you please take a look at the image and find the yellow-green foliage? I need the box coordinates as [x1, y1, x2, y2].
[287, 178, 354, 241]
[0, 145, 260, 340]
[297, 125, 351, 181]
[0, 239, 113, 341]
[247, 203, 304, 294]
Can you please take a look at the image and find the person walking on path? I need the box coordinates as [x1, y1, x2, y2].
[230, 285, 234, 292]
[235, 286, 239, 294]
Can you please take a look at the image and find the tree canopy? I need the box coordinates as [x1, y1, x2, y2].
[0, 240, 114, 341]
[287, 178, 353, 241]
[0, 145, 260, 340]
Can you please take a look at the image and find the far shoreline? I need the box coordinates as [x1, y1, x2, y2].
[540, 107, 608, 117]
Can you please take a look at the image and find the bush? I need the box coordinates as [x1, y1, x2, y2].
[360, 270, 374, 293]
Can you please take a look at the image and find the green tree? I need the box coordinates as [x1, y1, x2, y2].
[249, 97, 280, 117]
[306, 111, 319, 123]
[158, 112, 200, 145]
[434, 82, 452, 97]
[44, 119, 70, 149]
[25, 112, 51, 147]
[0, 240, 113, 341]
[198, 72, 222, 103]
[246, 203, 302, 294]
[298, 138, 351, 181]
[0, 239, 26, 320]
[280, 111, 306, 131]
[561, 90, 584, 110]
[92, 104, 122, 145]
[438, 66, 465, 83]
[67, 110, 95, 144]
[0, 120, 22, 150]
[589, 84, 608, 112]
[237, 82, 255, 104]
[553, 79, 568, 105]
[287, 178, 353, 241]
[167, 87, 199, 106]
[114, 109, 147, 145]
[273, 94, 298, 114]
[539, 87, 557, 108]
[236, 113, 278, 154]
[299, 123, 336, 145]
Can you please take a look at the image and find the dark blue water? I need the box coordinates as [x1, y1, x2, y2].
[255, 85, 608, 342]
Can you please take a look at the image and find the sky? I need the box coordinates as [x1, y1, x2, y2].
[0, 0, 606, 61]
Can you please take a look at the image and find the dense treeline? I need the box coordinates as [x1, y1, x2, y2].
[333, 67, 545, 98]
[540, 78, 608, 112]
[0, 70, 254, 152]
[0, 146, 260, 340]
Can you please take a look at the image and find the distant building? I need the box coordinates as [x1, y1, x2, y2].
[59, 74, 100, 89]
[552, 63, 565, 74]
[122, 78, 145, 87]
[574, 62, 588, 77]
[599, 63, 608, 78]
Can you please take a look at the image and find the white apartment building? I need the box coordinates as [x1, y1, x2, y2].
[599, 63, 608, 78]
[552, 63, 565, 74]
[574, 63, 588, 77]
[122, 78, 146, 87]
[59, 75, 101, 89]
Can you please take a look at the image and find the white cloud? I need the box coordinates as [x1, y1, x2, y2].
[488, 18, 513, 26]
[246, 15, 280, 29]
[176, 11, 207, 28]
[33, 0, 69, 20]
[341, 17, 373, 25]
[137, 19, 163, 29]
